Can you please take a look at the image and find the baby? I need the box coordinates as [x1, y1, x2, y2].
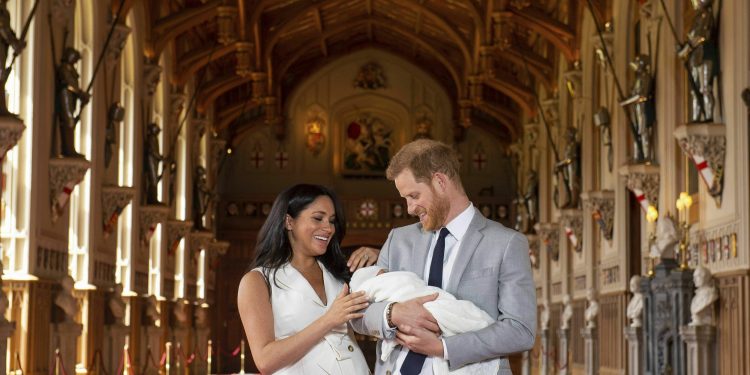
[350, 266, 500, 375]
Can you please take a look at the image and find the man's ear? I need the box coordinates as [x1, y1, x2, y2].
[432, 172, 448, 192]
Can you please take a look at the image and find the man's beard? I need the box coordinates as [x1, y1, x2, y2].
[421, 193, 450, 231]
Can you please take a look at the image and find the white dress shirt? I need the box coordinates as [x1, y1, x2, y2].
[387, 203, 475, 375]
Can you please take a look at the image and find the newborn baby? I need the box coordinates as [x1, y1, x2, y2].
[350, 266, 500, 375]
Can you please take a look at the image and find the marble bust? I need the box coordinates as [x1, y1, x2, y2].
[626, 275, 644, 327]
[540, 300, 550, 330]
[689, 266, 718, 326]
[584, 288, 599, 328]
[650, 215, 679, 259]
[560, 294, 573, 330]
[54, 275, 78, 322]
[107, 283, 126, 324]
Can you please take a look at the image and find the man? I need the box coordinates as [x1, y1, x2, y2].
[352, 139, 536, 374]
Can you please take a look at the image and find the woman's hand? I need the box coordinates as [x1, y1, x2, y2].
[347, 247, 380, 272]
[322, 284, 369, 329]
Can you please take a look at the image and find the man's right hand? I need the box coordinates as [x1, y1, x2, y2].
[391, 293, 440, 334]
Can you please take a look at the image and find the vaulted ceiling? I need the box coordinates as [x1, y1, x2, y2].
[130, 0, 606, 144]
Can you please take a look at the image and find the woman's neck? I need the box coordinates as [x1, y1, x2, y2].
[290, 252, 318, 272]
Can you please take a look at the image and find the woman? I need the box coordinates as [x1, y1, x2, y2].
[237, 184, 372, 374]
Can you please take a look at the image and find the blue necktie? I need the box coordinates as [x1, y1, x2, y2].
[400, 227, 450, 375]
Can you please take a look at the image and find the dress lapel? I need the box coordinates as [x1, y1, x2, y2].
[278, 263, 326, 307]
[446, 208, 486, 294]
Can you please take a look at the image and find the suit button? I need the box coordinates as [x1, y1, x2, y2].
[348, 345, 354, 352]
[386, 371, 392, 375]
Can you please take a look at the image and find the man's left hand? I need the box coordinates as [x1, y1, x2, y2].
[395, 324, 444, 357]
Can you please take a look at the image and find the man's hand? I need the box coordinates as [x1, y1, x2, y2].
[396, 324, 444, 357]
[347, 246, 379, 272]
[392, 293, 440, 334]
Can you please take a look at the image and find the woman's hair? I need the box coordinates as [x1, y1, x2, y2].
[250, 184, 350, 286]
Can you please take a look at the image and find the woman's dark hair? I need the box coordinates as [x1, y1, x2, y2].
[250, 184, 350, 286]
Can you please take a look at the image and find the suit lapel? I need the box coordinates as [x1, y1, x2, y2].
[411, 226, 433, 275]
[446, 208, 486, 294]
[277, 263, 326, 306]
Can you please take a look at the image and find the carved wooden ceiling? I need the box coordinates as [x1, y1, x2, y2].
[131, 0, 606, 143]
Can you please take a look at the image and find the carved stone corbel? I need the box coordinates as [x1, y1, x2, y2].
[591, 27, 614, 70]
[535, 222, 560, 262]
[106, 23, 132, 64]
[216, 6, 238, 45]
[541, 98, 559, 125]
[560, 209, 583, 252]
[673, 123, 726, 206]
[235, 42, 254, 77]
[50, 158, 91, 222]
[208, 240, 230, 255]
[139, 205, 169, 245]
[619, 163, 659, 213]
[0, 116, 25, 159]
[189, 230, 213, 251]
[143, 62, 162, 101]
[581, 190, 615, 241]
[526, 234, 539, 269]
[102, 185, 135, 238]
[170, 90, 188, 126]
[51, 0, 75, 26]
[166, 220, 193, 255]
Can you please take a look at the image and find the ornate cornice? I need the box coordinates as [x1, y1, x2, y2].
[581, 190, 615, 241]
[139, 205, 170, 245]
[535, 222, 560, 262]
[619, 163, 660, 213]
[0, 116, 25, 159]
[102, 185, 135, 238]
[673, 123, 725, 206]
[50, 157, 91, 222]
[107, 23, 132, 64]
[560, 209, 583, 252]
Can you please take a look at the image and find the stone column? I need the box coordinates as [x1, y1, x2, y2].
[49, 321, 82, 375]
[104, 324, 129, 374]
[680, 325, 716, 375]
[558, 328, 569, 375]
[0, 321, 14, 375]
[540, 329, 550, 375]
[624, 326, 642, 375]
[194, 327, 210, 374]
[581, 327, 598, 375]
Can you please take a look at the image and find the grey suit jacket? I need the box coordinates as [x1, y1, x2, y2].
[352, 207, 536, 374]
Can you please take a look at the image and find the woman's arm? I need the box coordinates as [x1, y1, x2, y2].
[237, 271, 368, 374]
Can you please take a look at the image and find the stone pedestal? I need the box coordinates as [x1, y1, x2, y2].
[679, 325, 716, 375]
[141, 325, 164, 375]
[0, 320, 15, 375]
[540, 329, 550, 375]
[522, 350, 530, 375]
[558, 328, 569, 375]
[194, 327, 210, 374]
[49, 321, 82, 375]
[581, 327, 598, 375]
[104, 324, 129, 374]
[624, 326, 643, 375]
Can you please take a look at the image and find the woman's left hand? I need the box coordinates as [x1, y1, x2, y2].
[347, 247, 379, 272]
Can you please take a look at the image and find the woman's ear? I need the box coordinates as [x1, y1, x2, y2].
[285, 214, 293, 230]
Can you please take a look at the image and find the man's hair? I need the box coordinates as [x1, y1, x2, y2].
[386, 139, 462, 186]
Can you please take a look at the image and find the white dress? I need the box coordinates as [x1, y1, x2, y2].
[252, 262, 371, 375]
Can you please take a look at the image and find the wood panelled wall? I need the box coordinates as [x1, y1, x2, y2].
[717, 272, 750, 375]
[598, 292, 626, 375]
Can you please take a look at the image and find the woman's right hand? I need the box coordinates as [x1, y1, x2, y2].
[322, 284, 369, 329]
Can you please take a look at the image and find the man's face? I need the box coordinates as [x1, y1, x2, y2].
[394, 169, 449, 231]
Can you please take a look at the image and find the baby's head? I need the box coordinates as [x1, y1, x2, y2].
[349, 265, 386, 292]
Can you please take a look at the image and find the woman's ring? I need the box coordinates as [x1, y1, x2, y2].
[363, 254, 369, 262]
